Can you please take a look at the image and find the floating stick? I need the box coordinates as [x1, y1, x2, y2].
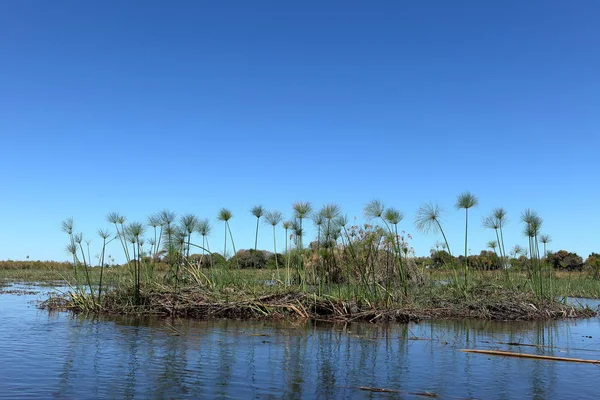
[460, 349, 600, 364]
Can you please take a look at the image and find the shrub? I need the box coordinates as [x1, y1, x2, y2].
[430, 250, 453, 268]
[230, 249, 270, 269]
[584, 253, 600, 279]
[265, 253, 284, 269]
[547, 250, 584, 271]
[468, 251, 501, 270]
[189, 253, 226, 268]
[509, 255, 529, 271]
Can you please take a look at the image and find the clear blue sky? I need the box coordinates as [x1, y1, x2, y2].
[1, 0, 598, 263]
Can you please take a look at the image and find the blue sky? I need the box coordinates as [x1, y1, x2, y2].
[0, 0, 598, 263]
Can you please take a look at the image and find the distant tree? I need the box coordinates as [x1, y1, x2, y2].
[469, 251, 500, 270]
[230, 249, 268, 269]
[546, 250, 584, 271]
[430, 250, 453, 269]
[584, 253, 600, 279]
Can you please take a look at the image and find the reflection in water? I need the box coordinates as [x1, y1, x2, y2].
[0, 285, 599, 399]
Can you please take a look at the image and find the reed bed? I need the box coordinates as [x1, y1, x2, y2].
[39, 270, 595, 321]
[25, 198, 600, 322]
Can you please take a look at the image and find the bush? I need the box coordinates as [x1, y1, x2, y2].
[189, 253, 227, 268]
[547, 250, 584, 271]
[468, 251, 501, 270]
[265, 253, 285, 269]
[585, 253, 600, 279]
[430, 250, 453, 268]
[230, 249, 270, 269]
[509, 256, 529, 271]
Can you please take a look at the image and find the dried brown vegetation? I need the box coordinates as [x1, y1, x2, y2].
[41, 283, 595, 322]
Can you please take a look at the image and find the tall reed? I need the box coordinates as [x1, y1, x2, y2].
[217, 208, 237, 267]
[364, 201, 408, 297]
[181, 214, 199, 259]
[384, 207, 407, 297]
[107, 212, 130, 265]
[522, 209, 544, 298]
[159, 210, 176, 269]
[264, 210, 283, 279]
[540, 234, 552, 259]
[61, 218, 79, 284]
[217, 208, 232, 259]
[197, 218, 212, 267]
[74, 232, 95, 299]
[415, 203, 452, 257]
[251, 205, 264, 251]
[125, 222, 145, 304]
[282, 220, 292, 285]
[96, 229, 112, 305]
[456, 191, 478, 285]
[493, 208, 509, 267]
[292, 201, 312, 287]
[415, 202, 456, 288]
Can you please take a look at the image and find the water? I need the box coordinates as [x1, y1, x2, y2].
[1, 283, 600, 399]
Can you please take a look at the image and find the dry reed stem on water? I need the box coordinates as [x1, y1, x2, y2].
[460, 349, 600, 364]
[358, 387, 438, 397]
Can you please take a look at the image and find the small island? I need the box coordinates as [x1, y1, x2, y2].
[4, 198, 595, 323]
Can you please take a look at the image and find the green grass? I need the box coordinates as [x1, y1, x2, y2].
[4, 261, 600, 300]
[427, 269, 600, 299]
[5, 260, 600, 320]
[550, 271, 600, 298]
[0, 263, 276, 290]
[0, 266, 128, 286]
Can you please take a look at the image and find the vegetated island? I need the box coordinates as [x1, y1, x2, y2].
[6, 200, 600, 322]
[3, 256, 597, 322]
[5, 253, 598, 323]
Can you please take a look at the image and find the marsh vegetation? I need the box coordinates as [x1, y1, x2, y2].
[6, 195, 599, 321]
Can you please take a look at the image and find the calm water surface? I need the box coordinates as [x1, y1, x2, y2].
[1, 283, 599, 399]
